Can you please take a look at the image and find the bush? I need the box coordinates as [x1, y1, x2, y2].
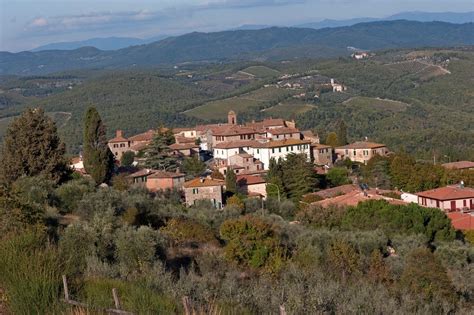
[326, 167, 350, 187]
[220, 216, 288, 272]
[120, 151, 135, 167]
[55, 177, 95, 213]
[160, 217, 217, 247]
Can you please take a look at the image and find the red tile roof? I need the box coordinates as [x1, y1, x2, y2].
[442, 161, 474, 170]
[311, 143, 333, 149]
[336, 141, 386, 150]
[447, 212, 474, 230]
[237, 175, 266, 186]
[128, 169, 155, 178]
[109, 130, 129, 143]
[252, 139, 311, 148]
[246, 118, 286, 128]
[129, 130, 155, 142]
[267, 127, 300, 135]
[212, 126, 256, 136]
[312, 190, 407, 207]
[183, 178, 225, 188]
[169, 143, 199, 150]
[416, 186, 474, 201]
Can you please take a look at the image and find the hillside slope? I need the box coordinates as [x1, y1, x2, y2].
[1, 21, 474, 75]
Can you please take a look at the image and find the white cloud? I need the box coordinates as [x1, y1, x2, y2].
[30, 17, 49, 27]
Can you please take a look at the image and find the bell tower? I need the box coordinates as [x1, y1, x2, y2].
[228, 110, 237, 125]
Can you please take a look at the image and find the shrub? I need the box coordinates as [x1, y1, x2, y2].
[226, 195, 244, 211]
[220, 216, 288, 272]
[120, 151, 135, 167]
[55, 177, 95, 213]
[296, 204, 345, 229]
[160, 217, 217, 247]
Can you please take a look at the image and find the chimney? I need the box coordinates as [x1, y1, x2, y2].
[116, 130, 123, 138]
[331, 78, 335, 85]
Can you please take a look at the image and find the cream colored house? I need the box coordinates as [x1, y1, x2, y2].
[335, 141, 388, 164]
[183, 178, 225, 209]
[108, 130, 130, 160]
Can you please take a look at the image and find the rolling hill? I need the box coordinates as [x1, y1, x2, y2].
[1, 20, 474, 75]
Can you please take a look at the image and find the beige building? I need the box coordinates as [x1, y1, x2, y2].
[335, 141, 388, 164]
[108, 130, 131, 160]
[416, 185, 474, 211]
[183, 178, 225, 209]
[128, 169, 185, 191]
[237, 175, 267, 199]
[311, 143, 334, 166]
[169, 143, 200, 157]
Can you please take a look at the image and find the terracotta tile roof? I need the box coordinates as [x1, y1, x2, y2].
[173, 127, 196, 133]
[175, 136, 196, 144]
[109, 130, 129, 143]
[129, 129, 155, 142]
[442, 161, 474, 170]
[416, 186, 474, 201]
[196, 123, 231, 132]
[313, 184, 358, 199]
[128, 169, 155, 178]
[252, 139, 311, 148]
[148, 171, 185, 179]
[237, 175, 266, 186]
[311, 143, 333, 149]
[214, 140, 258, 149]
[447, 212, 474, 230]
[313, 190, 407, 207]
[130, 142, 149, 152]
[212, 126, 257, 136]
[267, 127, 300, 135]
[169, 143, 199, 150]
[336, 141, 386, 150]
[234, 153, 253, 158]
[183, 178, 225, 188]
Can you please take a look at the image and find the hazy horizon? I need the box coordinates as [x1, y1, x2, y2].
[1, 0, 474, 52]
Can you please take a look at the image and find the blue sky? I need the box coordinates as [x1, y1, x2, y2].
[1, 0, 473, 52]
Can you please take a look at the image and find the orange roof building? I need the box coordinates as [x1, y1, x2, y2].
[416, 185, 474, 212]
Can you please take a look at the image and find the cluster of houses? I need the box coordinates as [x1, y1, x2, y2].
[72, 110, 474, 230]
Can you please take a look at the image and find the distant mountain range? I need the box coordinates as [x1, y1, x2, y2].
[297, 11, 474, 29]
[2, 20, 473, 76]
[31, 35, 169, 52]
[30, 11, 474, 52]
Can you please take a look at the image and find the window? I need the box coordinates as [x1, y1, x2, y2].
[113, 144, 118, 148]
[345, 149, 348, 155]
[353, 150, 356, 156]
[272, 148, 275, 153]
[193, 188, 199, 194]
[257, 149, 260, 154]
[291, 146, 294, 151]
[278, 148, 282, 153]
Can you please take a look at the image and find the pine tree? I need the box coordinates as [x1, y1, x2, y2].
[266, 158, 284, 199]
[82, 107, 114, 184]
[182, 156, 206, 178]
[281, 153, 317, 200]
[325, 132, 339, 147]
[145, 130, 178, 171]
[336, 120, 348, 146]
[225, 167, 237, 194]
[0, 108, 70, 186]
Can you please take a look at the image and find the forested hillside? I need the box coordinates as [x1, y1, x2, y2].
[0, 48, 473, 160]
[2, 20, 474, 75]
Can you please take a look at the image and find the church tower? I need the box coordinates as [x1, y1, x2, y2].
[228, 110, 237, 125]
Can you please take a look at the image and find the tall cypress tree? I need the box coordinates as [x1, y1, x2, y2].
[336, 120, 348, 146]
[83, 107, 114, 184]
[225, 167, 237, 194]
[0, 108, 70, 186]
[145, 130, 178, 171]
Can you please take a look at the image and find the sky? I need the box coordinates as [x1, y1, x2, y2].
[1, 0, 473, 52]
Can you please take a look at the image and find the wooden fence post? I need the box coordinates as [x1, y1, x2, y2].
[182, 296, 192, 315]
[112, 288, 121, 309]
[62, 275, 70, 301]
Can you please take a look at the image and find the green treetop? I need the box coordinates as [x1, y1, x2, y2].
[144, 130, 179, 171]
[0, 108, 70, 186]
[82, 107, 115, 184]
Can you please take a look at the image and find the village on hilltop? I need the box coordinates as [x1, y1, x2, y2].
[71, 110, 474, 231]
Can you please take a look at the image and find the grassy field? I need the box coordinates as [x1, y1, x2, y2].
[263, 101, 315, 118]
[238, 66, 280, 78]
[343, 96, 409, 112]
[185, 86, 293, 120]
